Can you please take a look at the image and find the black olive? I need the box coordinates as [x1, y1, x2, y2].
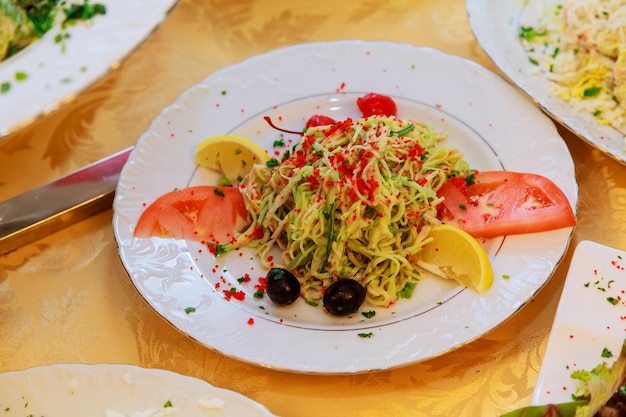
[265, 268, 301, 305]
[323, 279, 366, 316]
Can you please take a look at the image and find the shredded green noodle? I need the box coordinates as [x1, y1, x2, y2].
[226, 116, 470, 307]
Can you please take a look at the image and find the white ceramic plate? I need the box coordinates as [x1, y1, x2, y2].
[533, 240, 626, 405]
[467, 0, 626, 165]
[112, 40, 578, 374]
[0, 363, 275, 416]
[0, 0, 179, 138]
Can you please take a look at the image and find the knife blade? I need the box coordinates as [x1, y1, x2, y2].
[0, 147, 133, 255]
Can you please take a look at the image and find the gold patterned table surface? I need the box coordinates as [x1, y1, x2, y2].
[1, 0, 625, 415]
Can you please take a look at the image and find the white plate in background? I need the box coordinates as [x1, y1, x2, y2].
[0, 363, 276, 416]
[467, 0, 626, 165]
[533, 240, 626, 404]
[0, 0, 179, 138]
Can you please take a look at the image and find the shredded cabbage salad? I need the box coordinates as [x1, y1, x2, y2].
[225, 116, 470, 307]
[520, 0, 626, 132]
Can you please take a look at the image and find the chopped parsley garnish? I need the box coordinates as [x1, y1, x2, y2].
[362, 310, 376, 319]
[212, 244, 227, 255]
[62, 0, 107, 28]
[54, 32, 71, 44]
[358, 332, 374, 338]
[22, 0, 61, 36]
[519, 26, 546, 42]
[213, 187, 225, 198]
[601, 347, 613, 358]
[399, 282, 416, 299]
[184, 307, 196, 314]
[583, 87, 601, 97]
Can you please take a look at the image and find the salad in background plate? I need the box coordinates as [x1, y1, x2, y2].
[0, 0, 179, 138]
[467, 0, 626, 166]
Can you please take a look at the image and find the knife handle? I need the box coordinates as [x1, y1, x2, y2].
[0, 147, 132, 255]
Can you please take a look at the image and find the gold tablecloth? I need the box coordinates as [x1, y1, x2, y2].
[1, 0, 625, 415]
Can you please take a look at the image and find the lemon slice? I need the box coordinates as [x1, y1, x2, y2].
[416, 224, 494, 293]
[194, 134, 269, 183]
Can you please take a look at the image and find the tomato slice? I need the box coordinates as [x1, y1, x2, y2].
[134, 185, 249, 244]
[305, 114, 336, 129]
[356, 93, 398, 117]
[436, 171, 576, 238]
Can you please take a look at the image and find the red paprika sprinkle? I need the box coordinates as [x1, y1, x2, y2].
[255, 277, 268, 292]
[223, 289, 246, 301]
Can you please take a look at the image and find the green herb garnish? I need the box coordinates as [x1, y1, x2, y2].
[399, 282, 416, 299]
[392, 123, 415, 136]
[584, 87, 602, 97]
[519, 26, 546, 41]
[62, 0, 106, 28]
[362, 310, 376, 319]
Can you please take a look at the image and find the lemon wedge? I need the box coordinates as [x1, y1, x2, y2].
[416, 224, 494, 293]
[194, 134, 269, 183]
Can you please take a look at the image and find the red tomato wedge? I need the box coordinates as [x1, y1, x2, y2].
[356, 93, 398, 117]
[436, 171, 576, 238]
[134, 185, 249, 245]
[305, 114, 336, 129]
